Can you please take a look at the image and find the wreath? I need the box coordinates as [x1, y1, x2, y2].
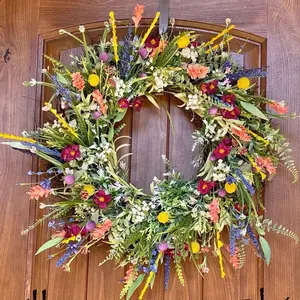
[1, 5, 298, 299]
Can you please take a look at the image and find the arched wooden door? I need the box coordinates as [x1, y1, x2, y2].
[30, 21, 266, 300]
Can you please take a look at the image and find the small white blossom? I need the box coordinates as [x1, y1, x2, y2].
[79, 25, 85, 33]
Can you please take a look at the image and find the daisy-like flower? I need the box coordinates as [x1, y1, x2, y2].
[93, 190, 111, 209]
[212, 139, 232, 159]
[61, 145, 80, 162]
[221, 106, 241, 119]
[197, 179, 216, 195]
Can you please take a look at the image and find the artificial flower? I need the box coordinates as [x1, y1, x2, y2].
[132, 4, 144, 28]
[208, 198, 220, 223]
[197, 179, 216, 195]
[187, 64, 209, 80]
[267, 101, 288, 114]
[61, 145, 80, 162]
[92, 89, 107, 115]
[177, 35, 190, 49]
[225, 182, 237, 194]
[85, 221, 96, 232]
[191, 241, 200, 253]
[83, 185, 95, 195]
[221, 94, 236, 105]
[212, 141, 232, 159]
[71, 72, 85, 91]
[64, 175, 75, 185]
[207, 80, 218, 94]
[158, 242, 168, 252]
[221, 106, 241, 119]
[88, 74, 100, 87]
[138, 48, 148, 59]
[132, 97, 142, 111]
[231, 126, 251, 142]
[99, 52, 109, 62]
[27, 185, 52, 200]
[157, 212, 169, 224]
[145, 36, 160, 49]
[255, 156, 276, 174]
[91, 219, 112, 239]
[118, 98, 130, 108]
[237, 77, 250, 89]
[93, 190, 111, 209]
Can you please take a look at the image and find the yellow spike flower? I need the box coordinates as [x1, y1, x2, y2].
[140, 12, 161, 47]
[109, 11, 119, 63]
[0, 133, 36, 143]
[216, 232, 226, 278]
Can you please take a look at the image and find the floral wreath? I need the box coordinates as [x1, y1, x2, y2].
[1, 5, 298, 299]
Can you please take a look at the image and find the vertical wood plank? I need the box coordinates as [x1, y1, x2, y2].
[130, 96, 168, 299]
[165, 97, 203, 300]
[0, 0, 40, 299]
[265, 0, 300, 299]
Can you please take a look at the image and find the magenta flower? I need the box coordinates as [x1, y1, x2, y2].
[61, 145, 80, 162]
[118, 98, 130, 109]
[212, 142, 232, 159]
[132, 98, 142, 112]
[64, 175, 75, 185]
[138, 48, 148, 59]
[85, 221, 96, 232]
[93, 190, 111, 209]
[221, 106, 240, 119]
[221, 94, 236, 105]
[99, 52, 109, 62]
[197, 180, 216, 195]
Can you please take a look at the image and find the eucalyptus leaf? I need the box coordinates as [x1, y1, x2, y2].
[114, 109, 127, 123]
[35, 237, 63, 255]
[240, 101, 268, 121]
[126, 274, 145, 300]
[56, 73, 69, 85]
[91, 210, 99, 223]
[108, 126, 114, 141]
[259, 236, 271, 265]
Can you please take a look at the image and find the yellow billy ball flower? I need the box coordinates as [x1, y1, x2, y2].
[237, 77, 250, 89]
[83, 185, 95, 195]
[225, 182, 237, 194]
[177, 35, 190, 49]
[157, 211, 169, 224]
[88, 74, 100, 87]
[191, 241, 200, 254]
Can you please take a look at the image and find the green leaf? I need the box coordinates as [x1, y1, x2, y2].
[259, 236, 271, 265]
[145, 94, 160, 109]
[35, 237, 63, 255]
[56, 73, 69, 85]
[91, 210, 99, 224]
[114, 109, 127, 123]
[240, 101, 268, 121]
[126, 274, 145, 300]
[108, 126, 114, 141]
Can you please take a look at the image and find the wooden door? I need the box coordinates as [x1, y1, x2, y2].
[1, 1, 299, 300]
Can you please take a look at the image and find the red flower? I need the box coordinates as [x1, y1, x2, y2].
[221, 106, 240, 119]
[207, 80, 219, 94]
[63, 224, 87, 238]
[118, 98, 129, 108]
[197, 180, 216, 195]
[132, 98, 142, 112]
[191, 41, 200, 47]
[93, 190, 111, 209]
[200, 83, 209, 94]
[145, 36, 160, 49]
[61, 145, 80, 162]
[221, 94, 236, 105]
[212, 141, 232, 159]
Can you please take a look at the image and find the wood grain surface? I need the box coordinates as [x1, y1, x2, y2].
[0, 1, 300, 299]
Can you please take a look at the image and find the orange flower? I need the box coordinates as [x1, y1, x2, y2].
[149, 40, 168, 58]
[92, 89, 107, 115]
[71, 72, 85, 91]
[132, 4, 144, 28]
[27, 185, 52, 200]
[187, 64, 209, 80]
[255, 156, 277, 174]
[267, 101, 288, 114]
[231, 126, 251, 142]
[90, 219, 112, 240]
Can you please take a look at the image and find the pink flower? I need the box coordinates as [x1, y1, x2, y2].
[93, 190, 111, 209]
[208, 199, 220, 223]
[197, 180, 216, 195]
[255, 156, 277, 175]
[64, 175, 75, 185]
[187, 64, 209, 80]
[132, 98, 142, 112]
[212, 141, 232, 159]
[27, 185, 52, 200]
[158, 242, 168, 252]
[92, 89, 107, 115]
[90, 219, 112, 240]
[71, 72, 85, 91]
[61, 145, 80, 162]
[267, 101, 288, 114]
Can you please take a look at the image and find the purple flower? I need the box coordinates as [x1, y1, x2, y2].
[158, 242, 168, 252]
[139, 72, 147, 78]
[218, 189, 226, 197]
[138, 48, 148, 59]
[85, 220, 96, 232]
[40, 178, 51, 189]
[208, 106, 218, 115]
[99, 52, 109, 62]
[92, 111, 102, 119]
[64, 175, 75, 185]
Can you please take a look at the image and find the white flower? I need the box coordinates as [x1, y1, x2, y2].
[59, 29, 67, 35]
[30, 146, 37, 153]
[79, 25, 85, 33]
[225, 18, 231, 26]
[29, 78, 37, 86]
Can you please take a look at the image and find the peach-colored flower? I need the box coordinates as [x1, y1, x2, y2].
[149, 40, 168, 58]
[124, 265, 137, 282]
[27, 185, 52, 200]
[255, 156, 277, 175]
[187, 64, 209, 80]
[92, 89, 107, 115]
[90, 219, 113, 240]
[132, 5, 145, 28]
[267, 101, 288, 114]
[231, 126, 251, 142]
[208, 198, 220, 223]
[71, 72, 85, 91]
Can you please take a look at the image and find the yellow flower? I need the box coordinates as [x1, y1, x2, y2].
[157, 212, 169, 224]
[191, 241, 200, 253]
[61, 236, 76, 244]
[225, 182, 237, 194]
[177, 35, 190, 49]
[237, 77, 250, 89]
[88, 74, 100, 87]
[83, 185, 95, 195]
